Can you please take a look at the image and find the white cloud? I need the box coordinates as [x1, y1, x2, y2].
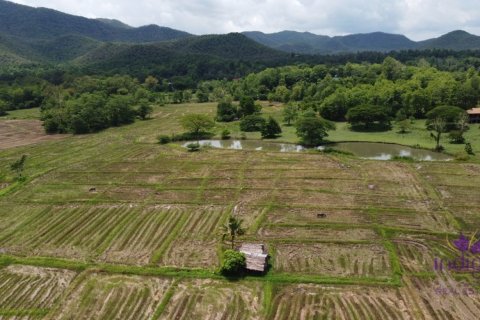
[9, 0, 480, 40]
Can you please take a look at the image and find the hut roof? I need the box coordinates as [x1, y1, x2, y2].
[467, 108, 480, 115]
[239, 243, 268, 272]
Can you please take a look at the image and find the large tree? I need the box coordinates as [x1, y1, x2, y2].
[282, 104, 298, 126]
[180, 113, 215, 140]
[295, 109, 335, 146]
[426, 105, 466, 131]
[238, 96, 256, 117]
[216, 101, 237, 122]
[346, 104, 391, 131]
[261, 117, 282, 139]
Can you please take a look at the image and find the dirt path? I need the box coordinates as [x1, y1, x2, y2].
[0, 120, 66, 149]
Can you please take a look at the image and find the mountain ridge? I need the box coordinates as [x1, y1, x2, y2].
[1, 0, 480, 69]
[242, 30, 480, 54]
[0, 0, 191, 43]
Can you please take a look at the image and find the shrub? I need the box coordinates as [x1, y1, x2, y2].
[240, 115, 266, 132]
[220, 250, 246, 276]
[186, 142, 200, 152]
[221, 129, 231, 140]
[157, 135, 171, 144]
[261, 117, 282, 138]
[465, 142, 474, 155]
[449, 130, 465, 144]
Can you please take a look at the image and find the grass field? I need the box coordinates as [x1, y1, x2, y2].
[0, 102, 479, 319]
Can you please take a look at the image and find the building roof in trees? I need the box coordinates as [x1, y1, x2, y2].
[467, 108, 480, 115]
[239, 243, 268, 272]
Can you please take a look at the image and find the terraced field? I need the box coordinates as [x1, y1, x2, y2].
[0, 265, 76, 317]
[0, 103, 479, 319]
[51, 273, 172, 320]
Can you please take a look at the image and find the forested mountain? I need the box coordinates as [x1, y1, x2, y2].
[0, 0, 191, 42]
[418, 30, 480, 50]
[76, 33, 291, 86]
[2, 0, 480, 84]
[243, 30, 480, 54]
[95, 19, 133, 30]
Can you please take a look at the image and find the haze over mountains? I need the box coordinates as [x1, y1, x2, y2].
[1, 0, 480, 67]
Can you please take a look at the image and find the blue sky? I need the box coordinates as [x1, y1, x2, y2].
[9, 0, 480, 40]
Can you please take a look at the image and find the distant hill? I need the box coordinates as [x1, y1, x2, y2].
[96, 18, 132, 29]
[243, 30, 480, 54]
[1, 0, 480, 77]
[75, 33, 289, 77]
[419, 30, 480, 50]
[162, 33, 286, 60]
[0, 0, 191, 43]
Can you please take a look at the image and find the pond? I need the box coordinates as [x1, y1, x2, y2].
[182, 140, 452, 161]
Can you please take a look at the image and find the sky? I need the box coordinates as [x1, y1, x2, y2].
[8, 0, 480, 40]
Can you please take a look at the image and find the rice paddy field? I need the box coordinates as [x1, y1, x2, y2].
[0, 103, 479, 319]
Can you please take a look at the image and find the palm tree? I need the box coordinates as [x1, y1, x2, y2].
[222, 216, 245, 249]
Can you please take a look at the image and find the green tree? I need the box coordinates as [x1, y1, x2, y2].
[136, 100, 153, 120]
[396, 119, 412, 134]
[282, 104, 298, 126]
[465, 142, 474, 155]
[238, 96, 256, 117]
[196, 90, 209, 103]
[221, 216, 245, 249]
[0, 100, 7, 116]
[10, 155, 27, 180]
[105, 95, 136, 127]
[382, 57, 404, 81]
[216, 101, 237, 122]
[239, 115, 266, 132]
[429, 117, 447, 151]
[261, 117, 282, 139]
[426, 106, 465, 131]
[346, 105, 391, 131]
[295, 110, 335, 146]
[180, 114, 215, 140]
[221, 129, 231, 140]
[219, 250, 246, 276]
[143, 75, 159, 91]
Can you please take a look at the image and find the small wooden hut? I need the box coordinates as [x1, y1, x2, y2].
[239, 243, 268, 272]
[467, 108, 480, 123]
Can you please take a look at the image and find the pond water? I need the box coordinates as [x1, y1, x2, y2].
[182, 140, 452, 161]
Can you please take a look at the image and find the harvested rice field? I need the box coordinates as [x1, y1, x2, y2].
[1, 103, 479, 319]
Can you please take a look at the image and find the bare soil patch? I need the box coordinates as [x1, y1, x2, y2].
[0, 120, 65, 149]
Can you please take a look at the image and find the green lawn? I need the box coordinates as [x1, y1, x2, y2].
[0, 108, 41, 120]
[217, 103, 480, 160]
